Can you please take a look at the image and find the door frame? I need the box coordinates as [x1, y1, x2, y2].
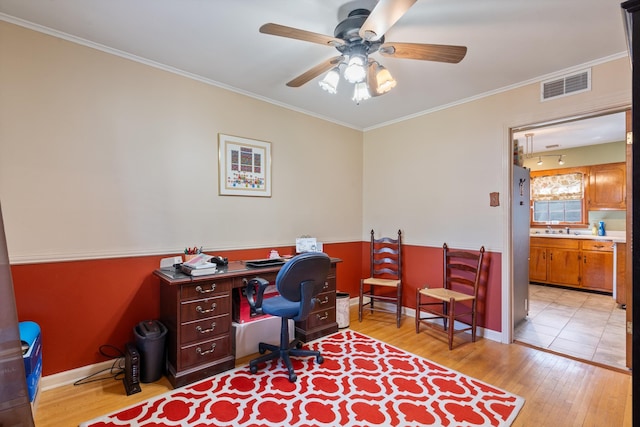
[507, 106, 631, 369]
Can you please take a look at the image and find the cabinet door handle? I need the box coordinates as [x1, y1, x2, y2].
[196, 322, 216, 334]
[196, 302, 217, 314]
[316, 312, 329, 321]
[549, 252, 553, 261]
[195, 284, 217, 294]
[196, 343, 216, 356]
[315, 296, 329, 305]
[322, 281, 329, 290]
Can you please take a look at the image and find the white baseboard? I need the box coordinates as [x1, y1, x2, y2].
[42, 297, 500, 390]
[40, 359, 118, 391]
[353, 296, 501, 343]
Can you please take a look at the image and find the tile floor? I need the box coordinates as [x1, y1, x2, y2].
[514, 283, 628, 371]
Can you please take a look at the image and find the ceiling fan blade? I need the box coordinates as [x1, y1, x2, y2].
[359, 0, 417, 41]
[379, 42, 467, 63]
[260, 23, 344, 48]
[286, 56, 344, 87]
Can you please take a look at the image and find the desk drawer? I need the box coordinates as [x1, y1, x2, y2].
[180, 314, 231, 345]
[181, 280, 232, 301]
[181, 294, 230, 322]
[313, 291, 335, 311]
[305, 307, 336, 330]
[320, 277, 336, 293]
[180, 335, 231, 369]
[581, 240, 614, 252]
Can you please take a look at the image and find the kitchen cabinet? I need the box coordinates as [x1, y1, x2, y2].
[580, 240, 614, 293]
[529, 246, 548, 282]
[529, 237, 614, 293]
[588, 162, 626, 210]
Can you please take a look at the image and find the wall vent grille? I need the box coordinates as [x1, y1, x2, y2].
[541, 69, 591, 101]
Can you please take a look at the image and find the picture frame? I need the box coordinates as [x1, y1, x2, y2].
[218, 134, 272, 197]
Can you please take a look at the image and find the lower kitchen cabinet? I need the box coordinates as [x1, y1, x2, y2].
[580, 240, 614, 292]
[529, 237, 614, 293]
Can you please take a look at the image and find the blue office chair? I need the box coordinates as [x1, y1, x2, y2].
[244, 252, 330, 382]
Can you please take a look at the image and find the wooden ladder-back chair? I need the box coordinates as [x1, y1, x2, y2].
[359, 229, 403, 328]
[415, 243, 485, 349]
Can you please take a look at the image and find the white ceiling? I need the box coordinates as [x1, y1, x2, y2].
[512, 111, 627, 154]
[0, 0, 629, 136]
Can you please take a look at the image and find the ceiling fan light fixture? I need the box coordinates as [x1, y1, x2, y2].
[558, 155, 565, 165]
[343, 45, 368, 83]
[537, 157, 543, 166]
[344, 55, 367, 83]
[319, 67, 340, 94]
[352, 81, 371, 104]
[375, 64, 396, 93]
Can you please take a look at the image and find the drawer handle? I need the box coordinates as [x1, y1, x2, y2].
[196, 343, 216, 356]
[196, 322, 216, 334]
[316, 312, 329, 321]
[196, 302, 217, 314]
[195, 284, 217, 294]
[315, 296, 329, 305]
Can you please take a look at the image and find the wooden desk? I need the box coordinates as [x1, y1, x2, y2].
[154, 258, 340, 388]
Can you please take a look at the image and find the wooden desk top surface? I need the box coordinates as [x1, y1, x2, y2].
[154, 258, 341, 285]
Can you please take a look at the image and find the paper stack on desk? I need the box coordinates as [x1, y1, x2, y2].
[181, 253, 217, 276]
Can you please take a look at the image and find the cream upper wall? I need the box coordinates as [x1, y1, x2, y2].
[0, 21, 631, 261]
[523, 140, 626, 171]
[363, 58, 631, 251]
[0, 22, 363, 262]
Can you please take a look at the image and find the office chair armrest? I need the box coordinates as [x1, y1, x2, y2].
[244, 277, 271, 315]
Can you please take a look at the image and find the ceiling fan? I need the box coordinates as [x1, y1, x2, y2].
[259, 0, 467, 103]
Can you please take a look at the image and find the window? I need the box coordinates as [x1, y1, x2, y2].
[530, 169, 587, 225]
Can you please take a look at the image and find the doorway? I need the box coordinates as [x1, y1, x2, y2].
[510, 109, 630, 371]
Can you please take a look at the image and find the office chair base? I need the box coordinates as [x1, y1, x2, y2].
[249, 340, 324, 382]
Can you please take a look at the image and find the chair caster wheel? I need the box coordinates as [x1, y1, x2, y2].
[258, 344, 266, 354]
[295, 341, 303, 349]
[288, 373, 297, 382]
[250, 364, 258, 374]
[316, 355, 324, 364]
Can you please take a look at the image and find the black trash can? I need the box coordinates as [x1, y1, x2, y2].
[133, 320, 167, 383]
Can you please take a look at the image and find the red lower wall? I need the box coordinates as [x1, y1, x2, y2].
[11, 241, 501, 376]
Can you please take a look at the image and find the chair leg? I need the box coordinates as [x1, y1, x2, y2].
[471, 300, 477, 343]
[415, 289, 420, 333]
[442, 301, 448, 331]
[396, 285, 401, 328]
[358, 280, 363, 322]
[448, 297, 455, 350]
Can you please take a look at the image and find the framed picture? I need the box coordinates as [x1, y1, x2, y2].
[218, 134, 272, 197]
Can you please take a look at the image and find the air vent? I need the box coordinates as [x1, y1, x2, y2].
[541, 69, 591, 101]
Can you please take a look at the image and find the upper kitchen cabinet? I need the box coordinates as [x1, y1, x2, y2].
[587, 162, 626, 210]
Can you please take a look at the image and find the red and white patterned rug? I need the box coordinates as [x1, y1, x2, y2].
[81, 330, 524, 427]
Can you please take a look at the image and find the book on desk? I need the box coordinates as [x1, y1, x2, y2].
[180, 263, 217, 276]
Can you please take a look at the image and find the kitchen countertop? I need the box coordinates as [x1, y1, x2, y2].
[529, 230, 626, 243]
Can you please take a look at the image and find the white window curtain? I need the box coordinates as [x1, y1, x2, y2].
[531, 172, 583, 201]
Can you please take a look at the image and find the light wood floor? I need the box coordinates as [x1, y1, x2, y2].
[34, 306, 632, 426]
